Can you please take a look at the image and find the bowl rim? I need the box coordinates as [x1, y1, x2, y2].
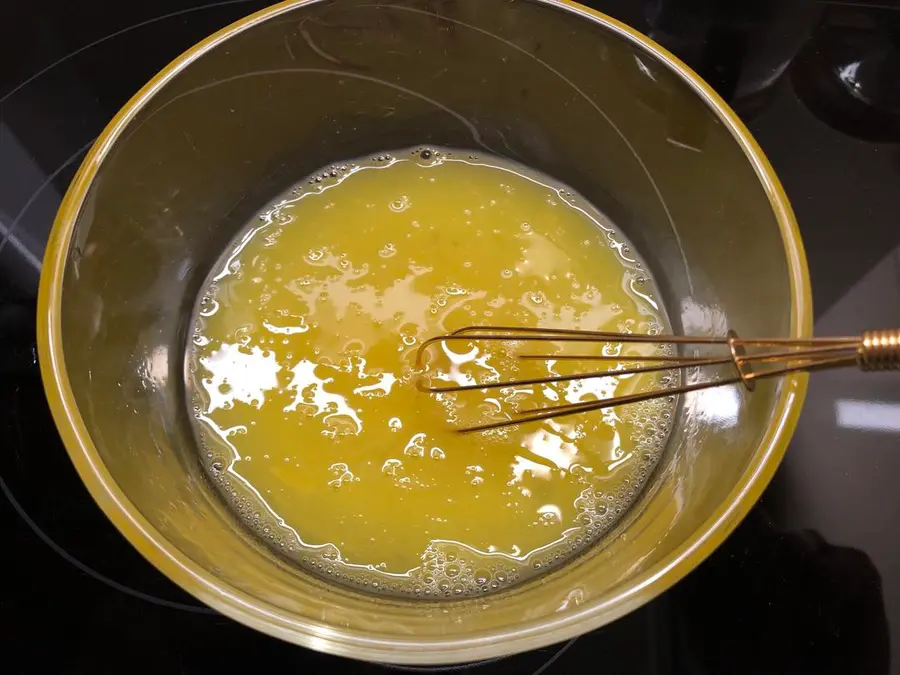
[37, 0, 812, 665]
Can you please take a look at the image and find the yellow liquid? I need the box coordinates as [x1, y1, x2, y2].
[188, 148, 675, 598]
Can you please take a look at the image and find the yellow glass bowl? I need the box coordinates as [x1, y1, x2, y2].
[38, 0, 811, 665]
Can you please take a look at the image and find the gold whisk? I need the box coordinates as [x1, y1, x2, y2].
[414, 326, 900, 433]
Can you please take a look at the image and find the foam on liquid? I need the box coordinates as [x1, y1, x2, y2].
[186, 148, 676, 599]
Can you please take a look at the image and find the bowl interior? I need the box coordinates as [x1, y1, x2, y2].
[40, 0, 809, 664]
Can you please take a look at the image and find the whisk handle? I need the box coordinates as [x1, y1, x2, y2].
[858, 330, 900, 371]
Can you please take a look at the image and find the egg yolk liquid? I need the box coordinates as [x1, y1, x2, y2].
[187, 148, 675, 598]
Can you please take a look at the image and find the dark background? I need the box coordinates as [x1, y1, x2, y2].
[2, 0, 900, 673]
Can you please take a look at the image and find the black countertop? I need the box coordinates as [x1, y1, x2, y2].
[2, 1, 900, 673]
